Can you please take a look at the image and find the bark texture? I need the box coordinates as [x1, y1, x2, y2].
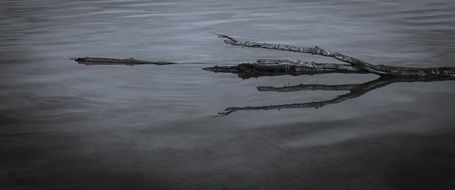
[208, 33, 455, 79]
[203, 59, 367, 79]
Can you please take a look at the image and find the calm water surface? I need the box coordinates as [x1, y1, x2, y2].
[1, 0, 455, 189]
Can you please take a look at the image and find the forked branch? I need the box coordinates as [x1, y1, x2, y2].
[211, 33, 455, 78]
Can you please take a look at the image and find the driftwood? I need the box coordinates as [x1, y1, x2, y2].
[204, 33, 455, 116]
[206, 33, 455, 79]
[73, 57, 177, 66]
[203, 59, 368, 79]
[73, 33, 455, 116]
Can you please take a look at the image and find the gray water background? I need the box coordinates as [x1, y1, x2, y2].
[1, 0, 455, 189]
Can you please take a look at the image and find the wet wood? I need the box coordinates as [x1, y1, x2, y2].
[73, 57, 177, 66]
[211, 33, 455, 79]
[203, 59, 367, 79]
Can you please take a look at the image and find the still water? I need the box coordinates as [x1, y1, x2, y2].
[1, 0, 455, 189]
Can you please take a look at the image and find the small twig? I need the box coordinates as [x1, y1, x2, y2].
[213, 32, 238, 43]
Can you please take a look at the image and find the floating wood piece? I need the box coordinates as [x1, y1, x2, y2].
[73, 57, 177, 66]
[203, 59, 367, 79]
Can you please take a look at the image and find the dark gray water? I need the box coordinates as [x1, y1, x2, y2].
[1, 0, 455, 189]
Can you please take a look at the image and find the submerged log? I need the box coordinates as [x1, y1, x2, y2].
[73, 57, 177, 66]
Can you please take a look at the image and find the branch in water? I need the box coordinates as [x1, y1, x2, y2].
[73, 57, 177, 66]
[257, 83, 358, 92]
[203, 59, 367, 79]
[72, 33, 455, 117]
[214, 33, 455, 78]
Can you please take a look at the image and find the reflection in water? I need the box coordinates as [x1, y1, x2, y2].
[220, 76, 455, 116]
